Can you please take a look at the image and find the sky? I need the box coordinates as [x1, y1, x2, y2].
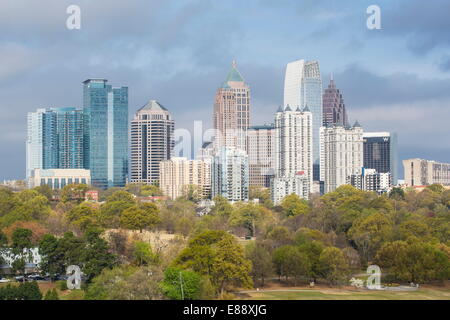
[0, 0, 449, 180]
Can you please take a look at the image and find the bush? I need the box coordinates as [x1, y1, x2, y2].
[56, 280, 68, 291]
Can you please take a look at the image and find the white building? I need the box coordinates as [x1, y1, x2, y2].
[347, 168, 392, 194]
[29, 168, 91, 189]
[159, 157, 211, 200]
[212, 147, 249, 202]
[272, 105, 313, 204]
[320, 123, 364, 193]
[271, 173, 310, 205]
[403, 158, 450, 186]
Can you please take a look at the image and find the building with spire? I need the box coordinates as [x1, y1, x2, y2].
[283, 60, 323, 181]
[271, 105, 313, 204]
[213, 61, 250, 151]
[130, 100, 174, 185]
[320, 122, 364, 193]
[322, 75, 348, 127]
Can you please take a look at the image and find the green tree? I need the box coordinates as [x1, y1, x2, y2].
[39, 234, 63, 280]
[107, 190, 135, 203]
[43, 288, 59, 300]
[11, 228, 33, 276]
[120, 204, 160, 233]
[245, 242, 273, 286]
[66, 203, 100, 231]
[318, 247, 350, 285]
[132, 241, 158, 266]
[211, 196, 233, 217]
[61, 184, 89, 203]
[272, 245, 310, 284]
[280, 194, 310, 217]
[161, 267, 201, 300]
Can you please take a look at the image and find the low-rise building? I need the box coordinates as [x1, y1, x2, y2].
[403, 158, 450, 187]
[29, 168, 91, 189]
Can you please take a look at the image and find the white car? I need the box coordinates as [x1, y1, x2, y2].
[0, 278, 11, 283]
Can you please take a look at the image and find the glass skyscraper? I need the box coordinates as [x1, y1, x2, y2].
[83, 79, 128, 189]
[363, 132, 398, 185]
[284, 60, 323, 181]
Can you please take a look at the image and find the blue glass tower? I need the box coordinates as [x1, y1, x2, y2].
[83, 79, 128, 189]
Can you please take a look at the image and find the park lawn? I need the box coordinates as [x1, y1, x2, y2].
[240, 287, 450, 300]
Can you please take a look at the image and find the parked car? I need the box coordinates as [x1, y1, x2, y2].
[0, 278, 11, 283]
[14, 276, 26, 282]
[27, 274, 45, 281]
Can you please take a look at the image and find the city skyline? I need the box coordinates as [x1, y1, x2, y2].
[1, 1, 450, 180]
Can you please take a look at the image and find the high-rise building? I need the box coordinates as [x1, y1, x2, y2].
[322, 75, 348, 127]
[83, 79, 128, 189]
[130, 100, 174, 185]
[246, 124, 275, 188]
[159, 157, 211, 200]
[347, 168, 392, 194]
[272, 106, 313, 204]
[284, 60, 323, 181]
[213, 61, 250, 151]
[26, 107, 84, 182]
[212, 147, 249, 202]
[363, 132, 398, 185]
[403, 158, 450, 186]
[320, 123, 364, 193]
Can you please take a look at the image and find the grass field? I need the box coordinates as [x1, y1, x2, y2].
[237, 286, 450, 300]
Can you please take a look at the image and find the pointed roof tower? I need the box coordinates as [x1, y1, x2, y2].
[138, 100, 168, 112]
[353, 120, 362, 128]
[222, 60, 245, 87]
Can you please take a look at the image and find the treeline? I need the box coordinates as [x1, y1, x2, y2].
[0, 183, 449, 299]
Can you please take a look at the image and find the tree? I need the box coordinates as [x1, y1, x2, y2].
[107, 190, 135, 203]
[272, 245, 310, 284]
[389, 187, 405, 200]
[161, 267, 201, 300]
[61, 184, 89, 203]
[0, 281, 42, 300]
[318, 247, 350, 285]
[81, 229, 117, 282]
[132, 241, 158, 266]
[120, 204, 160, 233]
[11, 228, 33, 276]
[211, 196, 233, 217]
[39, 234, 63, 279]
[280, 194, 310, 217]
[43, 288, 59, 300]
[245, 242, 273, 286]
[66, 203, 100, 231]
[249, 186, 273, 208]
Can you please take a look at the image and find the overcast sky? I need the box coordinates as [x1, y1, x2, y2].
[1, 0, 449, 180]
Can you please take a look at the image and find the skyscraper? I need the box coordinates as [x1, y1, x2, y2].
[83, 79, 128, 189]
[272, 105, 313, 203]
[246, 124, 275, 188]
[26, 107, 84, 181]
[322, 75, 348, 127]
[363, 132, 398, 185]
[283, 60, 323, 181]
[320, 122, 364, 193]
[212, 147, 249, 202]
[213, 61, 250, 151]
[130, 100, 174, 185]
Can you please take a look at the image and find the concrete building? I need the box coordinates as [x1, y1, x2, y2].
[159, 157, 211, 200]
[130, 100, 174, 185]
[246, 124, 275, 188]
[363, 132, 398, 185]
[272, 106, 313, 204]
[271, 173, 310, 205]
[83, 79, 128, 189]
[284, 60, 323, 181]
[347, 168, 392, 194]
[29, 168, 91, 189]
[213, 61, 250, 151]
[322, 75, 348, 127]
[212, 147, 249, 202]
[320, 123, 364, 193]
[403, 158, 450, 186]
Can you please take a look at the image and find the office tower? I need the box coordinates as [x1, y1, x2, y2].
[26, 107, 84, 182]
[363, 132, 398, 185]
[347, 168, 392, 194]
[322, 75, 348, 127]
[403, 158, 450, 186]
[272, 106, 313, 204]
[320, 122, 364, 193]
[83, 79, 128, 189]
[212, 147, 249, 202]
[159, 157, 211, 200]
[213, 61, 250, 151]
[284, 60, 323, 181]
[130, 100, 174, 185]
[246, 124, 275, 188]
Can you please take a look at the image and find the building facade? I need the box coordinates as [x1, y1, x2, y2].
[213, 61, 250, 151]
[26, 107, 84, 184]
[29, 168, 91, 189]
[283, 60, 323, 181]
[363, 132, 398, 185]
[403, 158, 450, 186]
[212, 147, 249, 202]
[83, 79, 128, 189]
[272, 106, 313, 204]
[159, 157, 211, 200]
[347, 168, 392, 194]
[246, 124, 275, 188]
[130, 100, 174, 185]
[322, 76, 348, 127]
[320, 123, 364, 193]
[271, 173, 310, 205]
